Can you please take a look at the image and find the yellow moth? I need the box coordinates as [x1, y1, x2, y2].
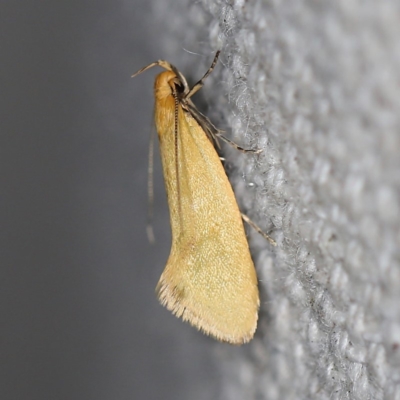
[132, 51, 275, 344]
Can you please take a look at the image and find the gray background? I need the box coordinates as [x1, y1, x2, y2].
[1, 1, 220, 399]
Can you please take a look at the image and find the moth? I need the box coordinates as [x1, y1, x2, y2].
[132, 51, 275, 344]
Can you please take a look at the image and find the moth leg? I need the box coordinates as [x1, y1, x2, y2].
[215, 132, 263, 154]
[146, 125, 156, 244]
[187, 51, 221, 99]
[241, 213, 276, 246]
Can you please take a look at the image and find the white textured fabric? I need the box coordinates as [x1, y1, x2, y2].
[153, 1, 400, 399]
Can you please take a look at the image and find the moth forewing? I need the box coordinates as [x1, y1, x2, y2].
[133, 52, 261, 344]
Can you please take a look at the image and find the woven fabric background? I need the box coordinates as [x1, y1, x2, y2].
[153, 1, 400, 399]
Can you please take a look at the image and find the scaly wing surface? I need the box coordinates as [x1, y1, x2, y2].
[156, 105, 259, 344]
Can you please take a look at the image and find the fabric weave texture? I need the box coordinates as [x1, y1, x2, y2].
[154, 1, 400, 399]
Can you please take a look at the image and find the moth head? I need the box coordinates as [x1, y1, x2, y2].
[154, 71, 185, 100]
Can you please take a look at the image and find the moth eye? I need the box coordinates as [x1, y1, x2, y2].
[175, 83, 185, 94]
[167, 78, 184, 94]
